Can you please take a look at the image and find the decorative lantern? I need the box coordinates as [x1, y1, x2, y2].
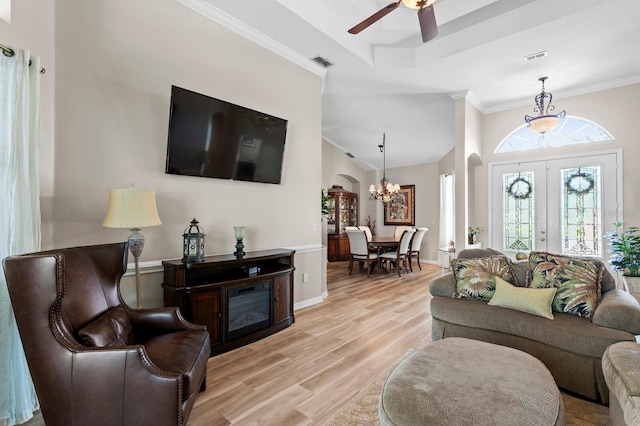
[182, 218, 205, 263]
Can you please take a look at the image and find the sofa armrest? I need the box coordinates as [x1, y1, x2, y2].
[128, 306, 207, 336]
[593, 290, 640, 335]
[430, 273, 457, 298]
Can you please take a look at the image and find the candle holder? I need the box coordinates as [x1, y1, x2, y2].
[234, 226, 245, 257]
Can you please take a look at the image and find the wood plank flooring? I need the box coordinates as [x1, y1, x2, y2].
[189, 261, 440, 425]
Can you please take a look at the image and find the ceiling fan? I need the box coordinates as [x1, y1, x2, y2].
[348, 0, 438, 43]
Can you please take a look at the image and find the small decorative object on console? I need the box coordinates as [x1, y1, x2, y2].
[468, 226, 483, 245]
[234, 226, 246, 257]
[243, 266, 260, 277]
[183, 218, 205, 263]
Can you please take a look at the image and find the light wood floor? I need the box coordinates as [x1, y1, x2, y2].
[22, 260, 440, 426]
[188, 260, 439, 425]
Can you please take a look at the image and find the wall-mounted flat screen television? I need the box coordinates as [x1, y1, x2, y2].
[165, 85, 288, 184]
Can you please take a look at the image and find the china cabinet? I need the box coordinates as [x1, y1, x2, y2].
[327, 185, 358, 261]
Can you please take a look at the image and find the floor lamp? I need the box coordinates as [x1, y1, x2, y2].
[102, 187, 161, 308]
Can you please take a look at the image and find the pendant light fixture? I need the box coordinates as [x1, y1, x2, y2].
[369, 133, 400, 203]
[524, 76, 566, 134]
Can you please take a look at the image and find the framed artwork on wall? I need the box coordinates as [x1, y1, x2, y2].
[384, 184, 415, 226]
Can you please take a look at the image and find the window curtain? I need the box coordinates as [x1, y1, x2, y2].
[438, 174, 454, 267]
[0, 48, 41, 426]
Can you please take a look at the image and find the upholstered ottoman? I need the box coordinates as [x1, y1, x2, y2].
[379, 337, 565, 425]
[602, 342, 640, 426]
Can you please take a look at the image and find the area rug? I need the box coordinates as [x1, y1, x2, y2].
[326, 352, 610, 426]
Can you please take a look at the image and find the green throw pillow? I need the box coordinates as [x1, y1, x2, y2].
[452, 255, 515, 300]
[488, 276, 556, 319]
[528, 251, 602, 318]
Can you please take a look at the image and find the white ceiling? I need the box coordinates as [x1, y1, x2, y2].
[183, 0, 640, 171]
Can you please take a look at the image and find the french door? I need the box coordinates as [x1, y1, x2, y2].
[490, 152, 619, 259]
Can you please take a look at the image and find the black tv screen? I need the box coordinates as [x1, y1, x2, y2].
[165, 86, 288, 184]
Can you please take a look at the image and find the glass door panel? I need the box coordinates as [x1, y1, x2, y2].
[492, 161, 547, 257]
[491, 152, 618, 260]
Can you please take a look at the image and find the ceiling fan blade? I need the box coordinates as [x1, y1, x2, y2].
[418, 5, 438, 42]
[348, 2, 401, 35]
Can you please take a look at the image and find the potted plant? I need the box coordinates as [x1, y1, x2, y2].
[604, 221, 640, 298]
[468, 226, 483, 245]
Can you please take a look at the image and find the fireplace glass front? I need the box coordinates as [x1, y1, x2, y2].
[227, 281, 271, 340]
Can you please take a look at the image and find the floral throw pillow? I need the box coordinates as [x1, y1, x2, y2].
[528, 251, 602, 318]
[452, 256, 516, 301]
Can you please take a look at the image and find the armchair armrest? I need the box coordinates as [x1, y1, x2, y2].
[128, 306, 207, 337]
[430, 273, 457, 298]
[593, 290, 640, 335]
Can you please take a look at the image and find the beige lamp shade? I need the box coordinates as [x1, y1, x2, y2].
[102, 189, 162, 229]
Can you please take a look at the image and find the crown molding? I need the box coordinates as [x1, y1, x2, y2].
[483, 74, 640, 115]
[176, 0, 327, 79]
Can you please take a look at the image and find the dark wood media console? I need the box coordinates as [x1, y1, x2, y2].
[162, 249, 295, 356]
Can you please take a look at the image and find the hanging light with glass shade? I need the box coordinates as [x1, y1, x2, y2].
[524, 76, 566, 134]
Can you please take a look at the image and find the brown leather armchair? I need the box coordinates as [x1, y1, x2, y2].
[3, 242, 210, 426]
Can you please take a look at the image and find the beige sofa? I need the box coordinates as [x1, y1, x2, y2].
[430, 248, 640, 403]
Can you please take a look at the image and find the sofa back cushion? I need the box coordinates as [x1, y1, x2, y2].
[528, 251, 602, 318]
[452, 255, 516, 300]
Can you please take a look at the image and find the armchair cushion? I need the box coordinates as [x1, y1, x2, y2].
[77, 305, 135, 347]
[142, 330, 210, 397]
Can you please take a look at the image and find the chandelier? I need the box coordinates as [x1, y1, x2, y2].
[524, 76, 566, 134]
[369, 133, 400, 203]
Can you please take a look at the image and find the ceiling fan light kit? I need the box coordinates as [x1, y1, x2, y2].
[524, 76, 566, 134]
[348, 0, 439, 43]
[401, 0, 434, 9]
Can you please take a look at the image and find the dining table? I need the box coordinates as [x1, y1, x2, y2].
[369, 235, 400, 249]
[368, 236, 400, 274]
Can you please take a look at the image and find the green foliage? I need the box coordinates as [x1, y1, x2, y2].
[468, 226, 483, 236]
[321, 189, 333, 219]
[365, 214, 376, 236]
[604, 222, 640, 277]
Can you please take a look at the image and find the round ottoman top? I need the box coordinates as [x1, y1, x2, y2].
[379, 337, 565, 426]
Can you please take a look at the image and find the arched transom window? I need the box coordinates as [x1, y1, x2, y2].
[494, 116, 614, 153]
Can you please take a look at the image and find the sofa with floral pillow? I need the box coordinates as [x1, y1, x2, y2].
[430, 248, 640, 403]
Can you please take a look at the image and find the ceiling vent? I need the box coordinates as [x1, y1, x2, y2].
[524, 51, 547, 62]
[345, 152, 355, 158]
[311, 56, 334, 68]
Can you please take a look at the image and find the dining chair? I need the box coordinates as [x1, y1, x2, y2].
[357, 225, 381, 255]
[393, 226, 413, 240]
[345, 229, 379, 277]
[358, 225, 373, 242]
[408, 227, 428, 272]
[380, 228, 416, 277]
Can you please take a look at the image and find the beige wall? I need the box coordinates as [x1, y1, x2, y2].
[439, 148, 455, 175]
[377, 164, 440, 262]
[453, 98, 483, 250]
[321, 139, 368, 244]
[3, 0, 327, 308]
[477, 83, 640, 247]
